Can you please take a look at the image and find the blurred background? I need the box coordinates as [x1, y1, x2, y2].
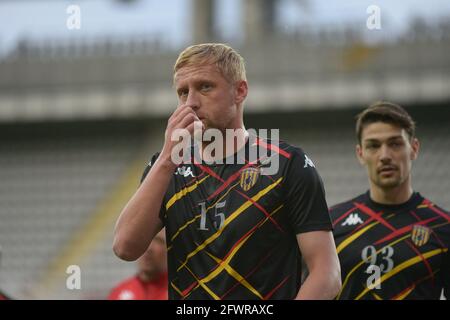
[0, 0, 449, 299]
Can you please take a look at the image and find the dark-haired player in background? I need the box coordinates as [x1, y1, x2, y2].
[113, 43, 341, 299]
[330, 101, 449, 300]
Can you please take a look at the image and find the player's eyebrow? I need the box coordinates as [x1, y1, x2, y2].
[387, 135, 404, 141]
[364, 135, 403, 143]
[176, 76, 214, 88]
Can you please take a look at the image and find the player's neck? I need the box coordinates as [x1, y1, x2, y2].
[138, 270, 157, 283]
[369, 181, 413, 205]
[201, 126, 248, 163]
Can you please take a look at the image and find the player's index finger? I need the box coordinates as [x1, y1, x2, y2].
[174, 105, 198, 123]
[167, 105, 182, 120]
[172, 103, 192, 118]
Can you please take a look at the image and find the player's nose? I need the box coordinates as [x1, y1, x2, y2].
[379, 144, 392, 162]
[185, 91, 200, 111]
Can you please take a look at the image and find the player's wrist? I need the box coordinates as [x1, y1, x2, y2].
[155, 152, 178, 173]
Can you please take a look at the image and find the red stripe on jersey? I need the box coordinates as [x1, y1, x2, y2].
[373, 217, 438, 246]
[264, 275, 291, 300]
[194, 163, 223, 180]
[207, 162, 257, 201]
[390, 270, 438, 300]
[181, 281, 198, 298]
[220, 248, 275, 299]
[255, 138, 291, 159]
[181, 216, 276, 299]
[194, 163, 285, 233]
[422, 199, 450, 223]
[356, 202, 436, 283]
[409, 210, 447, 248]
[355, 203, 394, 230]
[391, 283, 416, 300]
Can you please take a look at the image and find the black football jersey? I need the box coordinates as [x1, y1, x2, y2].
[330, 192, 450, 300]
[141, 135, 331, 300]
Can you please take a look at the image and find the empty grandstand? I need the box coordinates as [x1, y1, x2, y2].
[0, 0, 449, 299]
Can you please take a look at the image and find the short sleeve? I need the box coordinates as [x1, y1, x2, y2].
[283, 148, 332, 234]
[140, 152, 160, 183]
[140, 152, 167, 225]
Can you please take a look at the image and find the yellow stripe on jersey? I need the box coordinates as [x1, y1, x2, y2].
[166, 175, 209, 210]
[355, 248, 447, 300]
[371, 292, 383, 300]
[394, 284, 415, 300]
[169, 181, 242, 246]
[337, 233, 410, 299]
[204, 205, 283, 300]
[169, 214, 202, 248]
[184, 263, 221, 300]
[337, 221, 449, 299]
[336, 213, 396, 254]
[194, 204, 283, 299]
[204, 249, 264, 299]
[336, 222, 380, 254]
[176, 177, 283, 272]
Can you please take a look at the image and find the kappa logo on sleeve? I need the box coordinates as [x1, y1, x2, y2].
[303, 155, 315, 168]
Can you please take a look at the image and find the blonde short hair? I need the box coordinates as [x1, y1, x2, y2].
[174, 43, 247, 83]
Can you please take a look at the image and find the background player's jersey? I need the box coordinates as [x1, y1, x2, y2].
[330, 192, 450, 300]
[0, 290, 12, 300]
[108, 273, 168, 300]
[141, 136, 331, 300]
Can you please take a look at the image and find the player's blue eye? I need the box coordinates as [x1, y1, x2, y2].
[201, 83, 212, 91]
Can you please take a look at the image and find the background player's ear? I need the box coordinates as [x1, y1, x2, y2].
[355, 144, 365, 165]
[410, 138, 420, 161]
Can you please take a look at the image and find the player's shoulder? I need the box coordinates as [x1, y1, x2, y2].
[329, 193, 368, 218]
[274, 139, 306, 157]
[270, 140, 322, 182]
[416, 193, 450, 216]
[250, 135, 300, 161]
[269, 139, 316, 167]
[421, 195, 449, 210]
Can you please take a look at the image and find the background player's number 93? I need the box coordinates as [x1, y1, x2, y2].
[362, 245, 395, 289]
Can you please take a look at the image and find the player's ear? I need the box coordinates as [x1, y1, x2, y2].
[356, 144, 365, 165]
[234, 80, 248, 105]
[410, 137, 420, 160]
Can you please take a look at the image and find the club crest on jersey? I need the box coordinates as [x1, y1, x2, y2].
[240, 167, 260, 191]
[411, 225, 431, 247]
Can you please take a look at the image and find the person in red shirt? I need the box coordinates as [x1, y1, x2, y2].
[109, 229, 168, 300]
[0, 291, 12, 300]
[0, 246, 13, 300]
